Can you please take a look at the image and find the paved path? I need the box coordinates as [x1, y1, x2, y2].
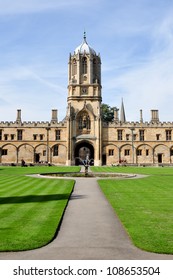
[0, 170, 173, 260]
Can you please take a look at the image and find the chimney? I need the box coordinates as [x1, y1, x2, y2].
[114, 108, 119, 121]
[51, 109, 58, 122]
[16, 109, 22, 122]
[140, 109, 143, 123]
[151, 109, 159, 122]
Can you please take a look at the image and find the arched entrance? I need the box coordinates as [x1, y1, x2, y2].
[74, 141, 94, 165]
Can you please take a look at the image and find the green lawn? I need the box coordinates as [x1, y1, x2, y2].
[91, 166, 173, 254]
[1, 165, 173, 254]
[91, 165, 173, 175]
[0, 166, 80, 251]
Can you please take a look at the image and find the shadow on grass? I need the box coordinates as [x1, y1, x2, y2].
[0, 194, 85, 204]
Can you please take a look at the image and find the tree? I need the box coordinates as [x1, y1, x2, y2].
[101, 103, 117, 122]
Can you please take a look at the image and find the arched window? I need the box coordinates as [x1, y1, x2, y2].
[72, 59, 77, 75]
[78, 112, 90, 130]
[82, 57, 87, 74]
[93, 58, 100, 83]
[93, 58, 97, 76]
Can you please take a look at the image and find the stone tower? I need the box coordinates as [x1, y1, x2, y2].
[66, 32, 102, 166]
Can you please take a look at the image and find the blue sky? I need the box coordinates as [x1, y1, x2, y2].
[0, 0, 173, 122]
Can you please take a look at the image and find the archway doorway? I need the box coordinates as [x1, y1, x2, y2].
[74, 142, 94, 165]
[34, 153, 40, 163]
[158, 153, 163, 163]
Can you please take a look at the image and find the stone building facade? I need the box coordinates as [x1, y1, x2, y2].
[0, 34, 173, 166]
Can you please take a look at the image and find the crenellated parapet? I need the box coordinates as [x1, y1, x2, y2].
[0, 108, 67, 128]
[111, 107, 173, 128]
[0, 120, 67, 128]
[103, 121, 173, 128]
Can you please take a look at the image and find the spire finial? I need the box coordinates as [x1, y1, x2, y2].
[120, 98, 126, 123]
[83, 30, 86, 42]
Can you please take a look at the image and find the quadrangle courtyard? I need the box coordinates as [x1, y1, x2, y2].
[0, 165, 173, 260]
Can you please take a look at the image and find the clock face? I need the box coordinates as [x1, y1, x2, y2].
[81, 87, 88, 94]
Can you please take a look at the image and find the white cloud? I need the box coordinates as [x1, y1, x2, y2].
[100, 3, 173, 122]
[104, 44, 173, 121]
[0, 64, 67, 121]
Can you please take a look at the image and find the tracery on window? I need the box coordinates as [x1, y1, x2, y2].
[93, 58, 97, 74]
[93, 58, 100, 83]
[82, 57, 87, 74]
[72, 59, 77, 75]
[78, 112, 91, 130]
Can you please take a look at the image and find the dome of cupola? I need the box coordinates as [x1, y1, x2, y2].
[74, 32, 96, 55]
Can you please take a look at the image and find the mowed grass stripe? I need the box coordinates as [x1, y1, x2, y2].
[0, 180, 74, 251]
[0, 166, 76, 251]
[98, 170, 173, 254]
[0, 166, 80, 176]
[0, 176, 56, 197]
[0, 177, 67, 216]
[0, 176, 35, 194]
[91, 165, 173, 175]
[1, 196, 70, 250]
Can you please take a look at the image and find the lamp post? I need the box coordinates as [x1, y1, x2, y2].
[130, 128, 135, 164]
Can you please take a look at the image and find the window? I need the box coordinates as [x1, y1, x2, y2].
[108, 149, 114, 156]
[124, 149, 130, 156]
[72, 59, 77, 75]
[133, 134, 137, 141]
[33, 134, 37, 140]
[156, 134, 160, 141]
[11, 134, 15, 140]
[55, 130, 61, 140]
[43, 150, 46, 156]
[137, 149, 142, 156]
[126, 134, 130, 141]
[93, 58, 97, 74]
[4, 134, 8, 141]
[53, 145, 58, 156]
[82, 57, 87, 74]
[166, 130, 172, 141]
[93, 58, 98, 82]
[2, 149, 8, 155]
[0, 130, 2, 140]
[17, 130, 23, 140]
[146, 149, 149, 156]
[139, 130, 145, 141]
[117, 130, 123, 141]
[40, 134, 44, 141]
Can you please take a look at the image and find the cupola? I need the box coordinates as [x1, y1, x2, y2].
[74, 32, 96, 55]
